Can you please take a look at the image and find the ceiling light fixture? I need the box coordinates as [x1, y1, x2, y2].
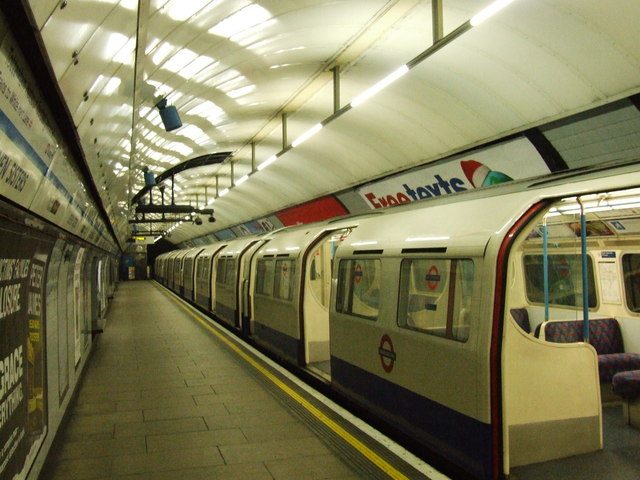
[471, 0, 518, 26]
[257, 154, 278, 171]
[236, 174, 249, 186]
[350, 65, 409, 107]
[291, 123, 323, 147]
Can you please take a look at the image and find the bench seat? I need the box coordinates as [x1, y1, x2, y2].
[544, 318, 640, 382]
[612, 370, 640, 398]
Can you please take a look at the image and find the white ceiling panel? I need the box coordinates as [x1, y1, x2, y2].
[20, 0, 640, 246]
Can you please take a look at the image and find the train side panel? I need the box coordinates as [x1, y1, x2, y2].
[182, 247, 204, 301]
[329, 200, 504, 479]
[214, 237, 261, 329]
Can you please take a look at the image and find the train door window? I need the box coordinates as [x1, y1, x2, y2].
[197, 256, 211, 292]
[622, 254, 640, 313]
[309, 228, 353, 308]
[216, 257, 227, 284]
[225, 258, 237, 285]
[274, 259, 296, 301]
[336, 259, 381, 320]
[256, 259, 275, 296]
[523, 254, 597, 308]
[397, 258, 473, 342]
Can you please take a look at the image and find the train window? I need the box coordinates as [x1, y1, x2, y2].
[397, 258, 473, 342]
[200, 257, 210, 281]
[256, 259, 275, 296]
[523, 254, 597, 308]
[274, 259, 296, 301]
[622, 254, 640, 313]
[225, 259, 236, 285]
[336, 259, 381, 321]
[216, 257, 227, 284]
[216, 258, 236, 286]
[309, 228, 353, 308]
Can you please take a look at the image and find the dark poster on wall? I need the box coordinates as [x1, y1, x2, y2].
[0, 221, 51, 479]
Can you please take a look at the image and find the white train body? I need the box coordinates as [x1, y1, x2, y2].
[156, 162, 640, 480]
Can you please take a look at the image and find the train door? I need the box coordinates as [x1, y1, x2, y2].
[184, 248, 205, 301]
[499, 189, 640, 476]
[239, 241, 265, 336]
[227, 240, 261, 328]
[209, 245, 227, 312]
[194, 252, 210, 309]
[300, 228, 353, 379]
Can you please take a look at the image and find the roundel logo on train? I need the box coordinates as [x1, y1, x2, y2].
[353, 263, 363, 284]
[426, 265, 440, 290]
[378, 334, 396, 373]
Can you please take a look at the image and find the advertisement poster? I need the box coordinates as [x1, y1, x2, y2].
[0, 222, 50, 479]
[357, 137, 550, 209]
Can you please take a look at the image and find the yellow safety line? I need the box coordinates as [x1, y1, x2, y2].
[158, 285, 411, 480]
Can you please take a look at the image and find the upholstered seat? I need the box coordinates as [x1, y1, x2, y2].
[544, 318, 640, 383]
[612, 370, 640, 398]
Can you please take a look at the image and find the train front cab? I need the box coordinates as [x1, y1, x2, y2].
[502, 186, 640, 476]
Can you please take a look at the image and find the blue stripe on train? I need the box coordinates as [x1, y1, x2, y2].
[331, 355, 492, 480]
[253, 321, 299, 363]
[215, 301, 237, 328]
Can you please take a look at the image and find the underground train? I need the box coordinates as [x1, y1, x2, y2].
[155, 161, 640, 480]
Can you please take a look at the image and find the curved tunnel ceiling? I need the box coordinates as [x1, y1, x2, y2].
[26, 0, 640, 246]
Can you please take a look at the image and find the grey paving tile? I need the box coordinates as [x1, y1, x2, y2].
[220, 437, 332, 464]
[146, 384, 215, 397]
[210, 378, 262, 394]
[143, 402, 229, 421]
[184, 374, 234, 387]
[78, 389, 141, 404]
[116, 394, 196, 411]
[114, 416, 207, 437]
[69, 410, 144, 425]
[241, 420, 316, 442]
[149, 462, 273, 480]
[145, 428, 247, 453]
[203, 410, 296, 430]
[266, 453, 363, 480]
[57, 436, 146, 460]
[45, 456, 113, 480]
[215, 389, 278, 403]
[73, 401, 119, 415]
[112, 446, 224, 475]
[224, 396, 287, 414]
[92, 475, 149, 480]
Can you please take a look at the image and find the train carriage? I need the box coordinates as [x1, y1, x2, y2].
[330, 191, 509, 479]
[155, 162, 640, 480]
[182, 247, 205, 301]
[170, 249, 192, 294]
[213, 235, 263, 330]
[330, 163, 640, 479]
[193, 242, 226, 310]
[251, 221, 356, 373]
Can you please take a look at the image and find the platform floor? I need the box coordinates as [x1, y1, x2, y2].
[40, 280, 435, 480]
